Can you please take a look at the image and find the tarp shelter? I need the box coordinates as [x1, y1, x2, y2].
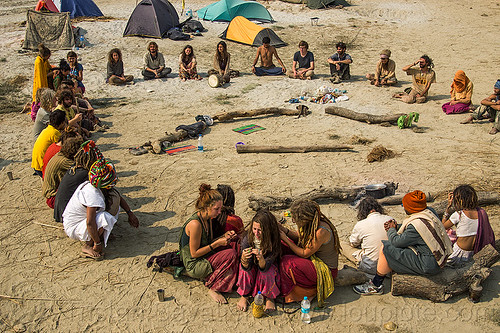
[220, 16, 286, 47]
[123, 0, 179, 38]
[35, 0, 59, 13]
[23, 10, 75, 50]
[197, 0, 273, 23]
[35, 0, 103, 18]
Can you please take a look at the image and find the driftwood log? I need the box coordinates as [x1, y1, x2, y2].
[325, 106, 405, 125]
[236, 144, 353, 154]
[213, 106, 310, 122]
[378, 192, 437, 205]
[248, 183, 397, 211]
[391, 243, 500, 302]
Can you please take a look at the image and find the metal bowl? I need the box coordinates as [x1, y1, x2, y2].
[365, 184, 387, 199]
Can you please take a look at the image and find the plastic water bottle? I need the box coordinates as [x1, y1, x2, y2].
[301, 296, 311, 323]
[197, 134, 203, 152]
[252, 291, 265, 318]
[79, 35, 85, 48]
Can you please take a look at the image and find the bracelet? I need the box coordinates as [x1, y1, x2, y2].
[209, 244, 214, 251]
[94, 242, 102, 246]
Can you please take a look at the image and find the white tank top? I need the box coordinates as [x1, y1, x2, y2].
[450, 210, 478, 237]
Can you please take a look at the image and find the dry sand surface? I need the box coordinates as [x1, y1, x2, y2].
[0, 0, 499, 331]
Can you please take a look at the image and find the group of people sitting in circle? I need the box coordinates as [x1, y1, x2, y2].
[172, 183, 496, 309]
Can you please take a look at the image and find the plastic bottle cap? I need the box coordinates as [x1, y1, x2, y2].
[304, 297, 307, 300]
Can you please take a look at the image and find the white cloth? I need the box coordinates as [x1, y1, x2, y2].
[447, 242, 474, 266]
[62, 181, 119, 246]
[349, 212, 392, 273]
[449, 210, 478, 237]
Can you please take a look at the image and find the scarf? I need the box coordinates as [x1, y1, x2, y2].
[310, 254, 334, 307]
[89, 159, 117, 189]
[398, 209, 453, 267]
[451, 70, 469, 94]
[473, 208, 495, 254]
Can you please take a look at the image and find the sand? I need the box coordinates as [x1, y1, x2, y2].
[0, 0, 499, 331]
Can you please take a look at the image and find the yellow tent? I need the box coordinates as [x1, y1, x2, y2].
[220, 16, 286, 47]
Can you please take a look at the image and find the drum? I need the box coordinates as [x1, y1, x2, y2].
[208, 74, 223, 88]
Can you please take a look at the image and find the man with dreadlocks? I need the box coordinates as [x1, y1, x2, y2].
[279, 199, 340, 307]
[442, 185, 495, 266]
[393, 55, 436, 104]
[62, 154, 139, 259]
[54, 140, 102, 222]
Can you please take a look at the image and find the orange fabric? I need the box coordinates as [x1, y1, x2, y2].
[35, 0, 59, 12]
[451, 70, 469, 94]
[284, 285, 317, 303]
[402, 190, 427, 214]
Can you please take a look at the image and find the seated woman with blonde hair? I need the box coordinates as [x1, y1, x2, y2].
[179, 184, 239, 303]
[279, 199, 340, 307]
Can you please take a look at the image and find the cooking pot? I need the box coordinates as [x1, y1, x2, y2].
[365, 184, 387, 199]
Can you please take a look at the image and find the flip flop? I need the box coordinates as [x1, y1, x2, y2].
[80, 252, 104, 261]
[128, 146, 148, 156]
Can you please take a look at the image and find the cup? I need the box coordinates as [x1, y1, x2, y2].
[157, 289, 165, 302]
[7, 172, 13, 181]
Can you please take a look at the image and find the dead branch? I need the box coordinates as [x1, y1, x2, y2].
[325, 106, 405, 125]
[213, 107, 310, 122]
[248, 183, 398, 211]
[236, 144, 353, 154]
[391, 244, 500, 302]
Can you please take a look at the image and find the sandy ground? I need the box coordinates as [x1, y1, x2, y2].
[0, 0, 499, 331]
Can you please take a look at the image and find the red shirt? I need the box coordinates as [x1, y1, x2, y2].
[42, 143, 61, 178]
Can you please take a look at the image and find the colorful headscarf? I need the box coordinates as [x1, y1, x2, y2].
[402, 190, 427, 214]
[380, 49, 391, 58]
[494, 80, 500, 90]
[451, 70, 469, 94]
[89, 159, 117, 189]
[74, 140, 104, 171]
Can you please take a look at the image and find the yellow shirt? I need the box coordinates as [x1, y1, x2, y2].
[375, 59, 396, 81]
[31, 125, 61, 171]
[55, 104, 75, 122]
[451, 80, 473, 102]
[32, 55, 51, 102]
[407, 68, 436, 96]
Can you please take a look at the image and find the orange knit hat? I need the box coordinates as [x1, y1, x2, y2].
[402, 190, 427, 214]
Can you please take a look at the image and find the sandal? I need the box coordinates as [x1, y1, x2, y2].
[80, 251, 104, 261]
[128, 146, 149, 156]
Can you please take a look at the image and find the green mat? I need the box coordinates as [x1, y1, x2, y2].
[232, 124, 266, 135]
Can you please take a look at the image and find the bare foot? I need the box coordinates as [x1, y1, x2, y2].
[81, 244, 103, 260]
[265, 298, 276, 312]
[237, 296, 249, 311]
[208, 289, 227, 304]
[460, 115, 474, 124]
[489, 127, 498, 135]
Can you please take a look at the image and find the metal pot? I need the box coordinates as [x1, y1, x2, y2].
[365, 184, 387, 199]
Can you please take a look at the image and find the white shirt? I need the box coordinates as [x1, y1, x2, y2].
[450, 210, 478, 237]
[349, 212, 392, 262]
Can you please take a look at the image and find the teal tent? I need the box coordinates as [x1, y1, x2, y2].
[197, 0, 273, 23]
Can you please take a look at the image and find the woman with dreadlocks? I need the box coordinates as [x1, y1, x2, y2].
[212, 184, 244, 238]
[442, 185, 495, 266]
[62, 154, 138, 259]
[279, 199, 340, 307]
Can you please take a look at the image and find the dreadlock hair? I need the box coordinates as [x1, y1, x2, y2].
[56, 89, 74, 105]
[246, 210, 282, 258]
[452, 185, 478, 211]
[420, 54, 434, 68]
[195, 183, 222, 212]
[290, 199, 341, 254]
[214, 184, 235, 228]
[357, 196, 385, 220]
[72, 140, 103, 173]
[59, 136, 84, 160]
[58, 126, 80, 144]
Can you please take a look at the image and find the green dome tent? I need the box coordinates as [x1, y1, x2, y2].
[197, 0, 273, 23]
